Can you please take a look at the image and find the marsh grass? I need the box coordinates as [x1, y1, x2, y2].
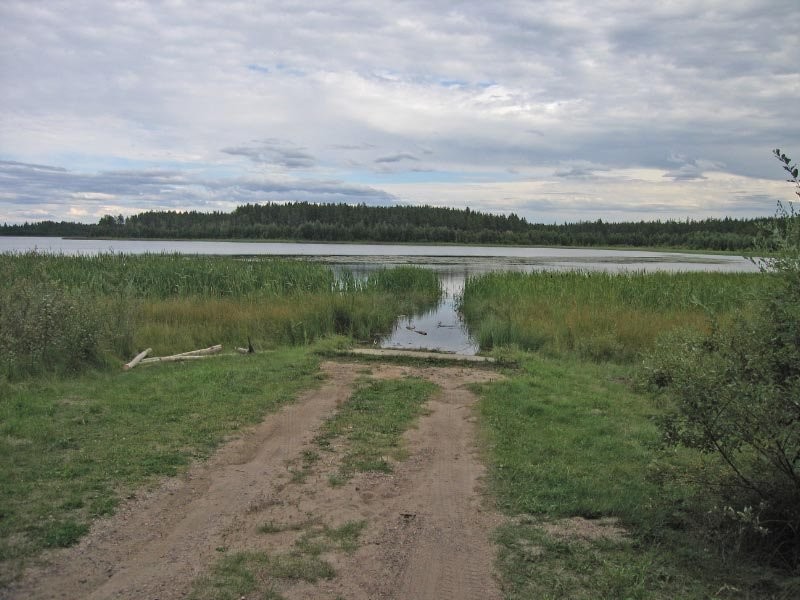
[0, 253, 441, 374]
[461, 270, 768, 361]
[0, 253, 336, 299]
[0, 348, 319, 584]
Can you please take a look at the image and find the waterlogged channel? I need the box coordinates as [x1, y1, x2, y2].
[1, 237, 760, 355]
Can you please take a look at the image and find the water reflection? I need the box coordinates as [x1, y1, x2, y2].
[381, 270, 478, 355]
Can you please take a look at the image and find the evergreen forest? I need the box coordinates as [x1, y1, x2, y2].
[0, 202, 775, 251]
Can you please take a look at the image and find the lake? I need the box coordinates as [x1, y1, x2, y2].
[0, 237, 760, 355]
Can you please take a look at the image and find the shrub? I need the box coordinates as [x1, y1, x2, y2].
[644, 301, 800, 565]
[0, 279, 134, 379]
[644, 150, 800, 567]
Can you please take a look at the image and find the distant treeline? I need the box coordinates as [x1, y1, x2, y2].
[1, 202, 776, 251]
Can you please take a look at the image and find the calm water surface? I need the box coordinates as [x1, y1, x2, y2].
[1, 237, 759, 355]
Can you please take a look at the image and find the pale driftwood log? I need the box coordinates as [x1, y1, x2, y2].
[140, 355, 215, 365]
[138, 345, 223, 366]
[123, 348, 152, 371]
[170, 344, 223, 358]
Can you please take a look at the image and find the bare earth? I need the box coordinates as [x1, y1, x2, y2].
[6, 361, 505, 600]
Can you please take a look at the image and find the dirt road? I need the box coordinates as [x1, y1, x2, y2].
[6, 361, 504, 600]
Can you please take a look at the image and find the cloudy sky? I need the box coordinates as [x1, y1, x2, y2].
[1, 0, 798, 225]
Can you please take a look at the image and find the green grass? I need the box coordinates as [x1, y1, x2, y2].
[461, 270, 769, 361]
[313, 378, 438, 481]
[478, 358, 659, 520]
[190, 550, 335, 600]
[475, 354, 795, 598]
[191, 520, 366, 600]
[0, 347, 319, 584]
[0, 253, 337, 299]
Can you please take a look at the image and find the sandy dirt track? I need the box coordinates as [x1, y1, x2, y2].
[5, 361, 504, 600]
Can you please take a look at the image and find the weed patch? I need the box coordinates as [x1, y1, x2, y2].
[313, 378, 437, 482]
[192, 519, 366, 600]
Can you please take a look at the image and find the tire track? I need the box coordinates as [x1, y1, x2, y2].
[7, 361, 504, 600]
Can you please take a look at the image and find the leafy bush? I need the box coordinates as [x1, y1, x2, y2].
[644, 150, 800, 568]
[0, 279, 135, 379]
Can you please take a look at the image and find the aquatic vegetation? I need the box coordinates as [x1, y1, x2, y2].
[460, 270, 769, 361]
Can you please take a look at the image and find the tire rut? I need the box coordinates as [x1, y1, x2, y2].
[6, 361, 504, 600]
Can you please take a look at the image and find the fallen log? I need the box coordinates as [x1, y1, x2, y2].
[140, 355, 215, 365]
[123, 348, 152, 371]
[139, 345, 223, 366]
[170, 344, 223, 358]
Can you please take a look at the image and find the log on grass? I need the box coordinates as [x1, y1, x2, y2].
[138, 345, 223, 366]
[123, 348, 152, 371]
[140, 355, 215, 365]
[171, 344, 223, 357]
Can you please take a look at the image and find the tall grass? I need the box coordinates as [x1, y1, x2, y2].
[0, 252, 337, 298]
[0, 254, 441, 377]
[460, 270, 769, 361]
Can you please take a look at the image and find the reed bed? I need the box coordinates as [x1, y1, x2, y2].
[0, 253, 441, 377]
[0, 252, 337, 298]
[460, 270, 769, 361]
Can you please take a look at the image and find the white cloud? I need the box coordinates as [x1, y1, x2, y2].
[0, 0, 798, 224]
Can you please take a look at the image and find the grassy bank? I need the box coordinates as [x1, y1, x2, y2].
[0, 348, 320, 585]
[463, 269, 796, 597]
[5, 256, 795, 596]
[475, 354, 795, 598]
[0, 253, 441, 377]
[461, 270, 768, 361]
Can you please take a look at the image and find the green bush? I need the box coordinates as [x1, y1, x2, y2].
[0, 279, 137, 379]
[644, 296, 800, 566]
[644, 150, 800, 568]
[0, 280, 102, 379]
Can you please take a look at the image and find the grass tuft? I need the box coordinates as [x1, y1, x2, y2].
[193, 519, 366, 599]
[314, 378, 437, 482]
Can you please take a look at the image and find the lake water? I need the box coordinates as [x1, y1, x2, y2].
[0, 236, 760, 355]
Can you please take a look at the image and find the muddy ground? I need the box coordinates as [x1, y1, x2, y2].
[6, 361, 505, 600]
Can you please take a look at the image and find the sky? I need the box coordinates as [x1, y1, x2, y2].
[1, 0, 798, 226]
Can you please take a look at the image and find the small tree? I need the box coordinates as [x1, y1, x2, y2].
[644, 150, 800, 567]
[767, 149, 800, 275]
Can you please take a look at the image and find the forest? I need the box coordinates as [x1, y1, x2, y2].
[0, 201, 774, 251]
